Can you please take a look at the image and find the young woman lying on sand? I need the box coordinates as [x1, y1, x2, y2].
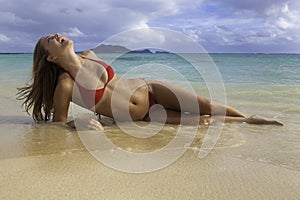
[17, 33, 283, 131]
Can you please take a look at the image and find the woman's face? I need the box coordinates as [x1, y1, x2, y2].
[41, 33, 73, 61]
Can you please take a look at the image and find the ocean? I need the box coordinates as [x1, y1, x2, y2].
[0, 53, 299, 172]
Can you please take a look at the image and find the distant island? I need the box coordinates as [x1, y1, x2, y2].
[129, 49, 153, 54]
[93, 44, 170, 54]
[93, 44, 130, 53]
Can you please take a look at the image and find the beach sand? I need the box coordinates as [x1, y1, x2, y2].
[0, 136, 299, 200]
[0, 99, 299, 199]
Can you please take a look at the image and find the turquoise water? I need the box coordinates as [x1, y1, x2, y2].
[0, 53, 299, 171]
[212, 54, 300, 86]
[1, 53, 299, 87]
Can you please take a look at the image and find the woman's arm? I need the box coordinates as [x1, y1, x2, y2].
[52, 73, 104, 131]
[52, 74, 73, 124]
[66, 118, 104, 130]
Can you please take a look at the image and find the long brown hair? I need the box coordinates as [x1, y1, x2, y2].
[17, 37, 65, 121]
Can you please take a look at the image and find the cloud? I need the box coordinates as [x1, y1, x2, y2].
[100, 28, 167, 49]
[161, 0, 300, 52]
[0, 0, 299, 53]
[62, 27, 86, 37]
[0, 0, 205, 52]
[0, 33, 11, 42]
[266, 3, 300, 30]
[100, 27, 205, 53]
[211, 0, 284, 14]
[208, 1, 300, 35]
[0, 11, 38, 26]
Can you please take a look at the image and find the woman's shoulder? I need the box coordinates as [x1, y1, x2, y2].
[81, 50, 97, 58]
[56, 72, 74, 91]
[58, 72, 73, 81]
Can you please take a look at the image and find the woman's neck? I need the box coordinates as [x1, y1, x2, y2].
[59, 53, 84, 77]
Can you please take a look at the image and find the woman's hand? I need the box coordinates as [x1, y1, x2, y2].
[67, 117, 104, 131]
[86, 118, 104, 131]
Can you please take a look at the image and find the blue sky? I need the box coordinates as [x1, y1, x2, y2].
[0, 0, 299, 53]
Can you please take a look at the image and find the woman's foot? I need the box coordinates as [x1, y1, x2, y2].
[199, 115, 213, 126]
[246, 115, 284, 126]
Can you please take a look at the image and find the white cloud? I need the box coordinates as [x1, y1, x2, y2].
[266, 3, 300, 30]
[62, 27, 86, 37]
[276, 17, 293, 30]
[101, 28, 166, 49]
[0, 11, 38, 26]
[0, 33, 11, 42]
[169, 0, 300, 52]
[263, 2, 300, 44]
[182, 28, 202, 42]
[100, 27, 204, 53]
[0, 0, 299, 52]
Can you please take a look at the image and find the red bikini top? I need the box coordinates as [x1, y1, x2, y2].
[70, 57, 115, 108]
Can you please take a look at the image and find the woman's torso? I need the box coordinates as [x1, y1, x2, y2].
[69, 51, 150, 120]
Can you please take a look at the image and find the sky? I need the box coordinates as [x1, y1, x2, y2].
[0, 0, 300, 53]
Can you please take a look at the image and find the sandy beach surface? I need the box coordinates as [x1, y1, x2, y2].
[0, 100, 299, 200]
[0, 136, 299, 200]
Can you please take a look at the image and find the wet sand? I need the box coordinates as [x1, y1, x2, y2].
[1, 144, 299, 199]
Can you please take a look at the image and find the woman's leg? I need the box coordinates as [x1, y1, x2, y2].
[147, 80, 245, 117]
[212, 115, 283, 126]
[145, 106, 283, 126]
[143, 106, 210, 125]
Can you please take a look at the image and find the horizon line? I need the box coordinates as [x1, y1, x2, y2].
[1, 52, 300, 55]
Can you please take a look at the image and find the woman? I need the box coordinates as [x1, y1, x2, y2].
[17, 33, 283, 130]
